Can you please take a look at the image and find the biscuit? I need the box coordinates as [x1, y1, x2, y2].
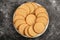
[18, 23, 28, 35]
[13, 15, 25, 22]
[25, 26, 32, 37]
[34, 23, 45, 34]
[37, 12, 48, 19]
[15, 8, 27, 17]
[31, 2, 38, 10]
[28, 26, 37, 37]
[19, 3, 30, 14]
[35, 7, 47, 16]
[36, 16, 48, 26]
[14, 20, 26, 29]
[26, 14, 36, 25]
[26, 2, 34, 13]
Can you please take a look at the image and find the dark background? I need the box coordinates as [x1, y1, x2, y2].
[0, 0, 60, 40]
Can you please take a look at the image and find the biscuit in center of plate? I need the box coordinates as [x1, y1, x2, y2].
[26, 14, 36, 25]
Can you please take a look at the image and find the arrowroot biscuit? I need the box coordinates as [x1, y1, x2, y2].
[26, 14, 36, 25]
[35, 7, 47, 16]
[19, 3, 30, 14]
[28, 26, 37, 37]
[25, 26, 32, 37]
[36, 16, 48, 26]
[37, 12, 48, 19]
[18, 23, 28, 35]
[13, 15, 25, 22]
[31, 2, 42, 10]
[26, 2, 34, 13]
[13, 2, 49, 38]
[34, 23, 45, 34]
[14, 20, 26, 29]
[15, 8, 28, 17]
[31, 2, 39, 10]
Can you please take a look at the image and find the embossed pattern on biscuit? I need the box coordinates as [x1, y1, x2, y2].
[34, 23, 45, 34]
[25, 26, 32, 37]
[14, 20, 26, 29]
[13, 15, 25, 22]
[35, 7, 48, 16]
[26, 14, 36, 25]
[28, 26, 37, 37]
[37, 12, 48, 19]
[31, 2, 39, 10]
[13, 2, 49, 38]
[15, 8, 28, 17]
[19, 3, 30, 14]
[18, 23, 28, 35]
[26, 2, 35, 13]
[36, 17, 48, 26]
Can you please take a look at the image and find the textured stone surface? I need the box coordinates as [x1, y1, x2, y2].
[0, 0, 60, 40]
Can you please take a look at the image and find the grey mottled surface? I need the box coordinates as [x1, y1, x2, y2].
[0, 0, 60, 40]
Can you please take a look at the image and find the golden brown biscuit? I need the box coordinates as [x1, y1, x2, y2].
[13, 15, 25, 22]
[35, 7, 47, 16]
[26, 14, 36, 25]
[18, 23, 28, 35]
[26, 2, 34, 13]
[31, 2, 42, 10]
[31, 2, 38, 10]
[25, 26, 32, 37]
[36, 16, 48, 26]
[34, 23, 45, 34]
[14, 20, 26, 29]
[15, 8, 27, 17]
[28, 26, 37, 37]
[37, 12, 48, 19]
[19, 3, 30, 14]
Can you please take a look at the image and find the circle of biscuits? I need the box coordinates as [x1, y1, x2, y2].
[13, 2, 49, 38]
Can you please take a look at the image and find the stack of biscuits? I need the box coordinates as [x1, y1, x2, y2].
[13, 2, 49, 38]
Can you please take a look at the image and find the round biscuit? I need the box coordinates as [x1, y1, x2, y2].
[34, 23, 45, 34]
[37, 12, 48, 20]
[18, 23, 28, 35]
[26, 2, 34, 13]
[13, 15, 25, 22]
[28, 26, 37, 37]
[14, 20, 26, 29]
[35, 7, 47, 16]
[36, 17, 48, 26]
[15, 8, 27, 17]
[26, 14, 36, 25]
[31, 2, 39, 10]
[19, 3, 30, 14]
[25, 26, 32, 37]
